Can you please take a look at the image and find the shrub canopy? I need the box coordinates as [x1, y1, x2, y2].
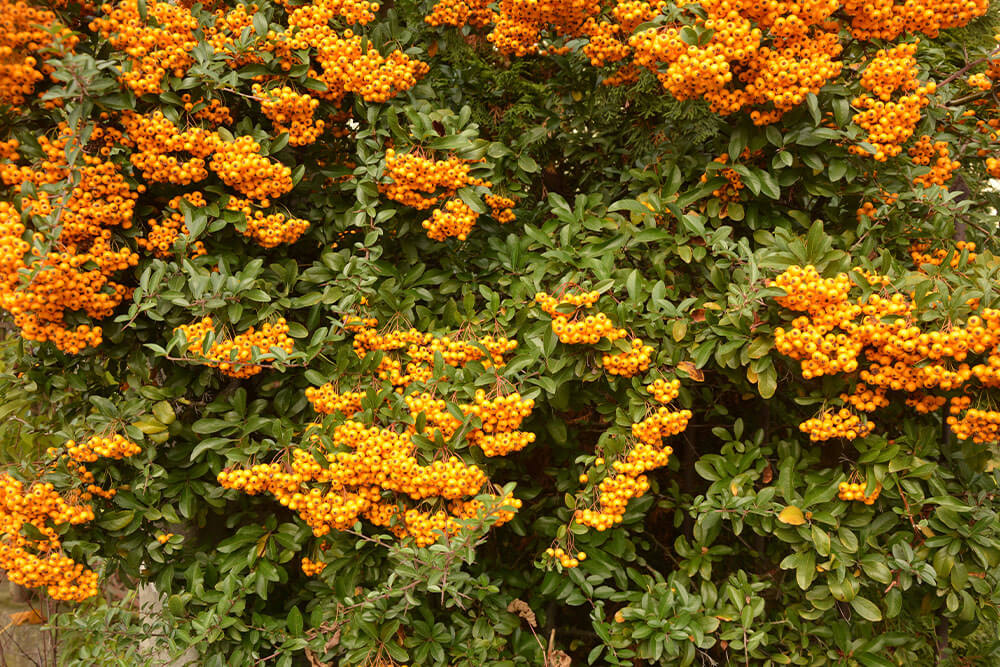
[1, 0, 1000, 664]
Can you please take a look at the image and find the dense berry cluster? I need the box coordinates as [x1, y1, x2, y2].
[536, 290, 658, 378]
[851, 44, 935, 161]
[225, 319, 527, 547]
[226, 196, 310, 248]
[838, 480, 881, 504]
[0, 127, 139, 352]
[305, 385, 366, 416]
[485, 194, 517, 223]
[347, 321, 516, 389]
[210, 136, 294, 201]
[0, 436, 139, 602]
[136, 193, 209, 258]
[426, 0, 600, 56]
[277, 1, 427, 104]
[842, 0, 988, 40]
[175, 316, 295, 378]
[947, 397, 1000, 443]
[254, 84, 326, 147]
[632, 0, 843, 125]
[602, 339, 655, 376]
[535, 291, 627, 344]
[773, 265, 1000, 444]
[219, 420, 522, 547]
[380, 149, 513, 241]
[301, 556, 327, 576]
[0, 475, 98, 602]
[424, 199, 479, 241]
[407, 389, 536, 456]
[425, 0, 493, 29]
[65, 434, 142, 463]
[426, 0, 986, 127]
[908, 136, 960, 188]
[91, 0, 199, 96]
[800, 408, 875, 441]
[0, 0, 78, 107]
[120, 111, 217, 186]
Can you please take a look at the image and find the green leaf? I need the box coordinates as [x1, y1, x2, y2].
[192, 419, 231, 434]
[850, 596, 882, 622]
[811, 525, 830, 557]
[98, 511, 135, 532]
[517, 155, 539, 173]
[286, 606, 304, 635]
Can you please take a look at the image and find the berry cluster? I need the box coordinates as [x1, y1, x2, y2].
[210, 136, 294, 201]
[647, 378, 681, 403]
[535, 291, 627, 344]
[225, 196, 310, 248]
[800, 408, 875, 441]
[837, 480, 881, 504]
[485, 194, 517, 223]
[206, 3, 261, 67]
[0, 129, 139, 352]
[65, 434, 142, 463]
[602, 339, 655, 376]
[305, 385, 366, 416]
[276, 11, 427, 105]
[580, 1, 663, 75]
[381, 149, 511, 241]
[120, 110, 217, 186]
[426, 0, 987, 127]
[909, 240, 976, 269]
[701, 154, 746, 210]
[188, 96, 234, 126]
[350, 321, 516, 389]
[219, 420, 520, 547]
[381, 150, 484, 210]
[534, 289, 689, 547]
[573, 397, 689, 536]
[225, 318, 527, 547]
[773, 265, 1000, 444]
[301, 556, 327, 576]
[425, 0, 493, 29]
[175, 316, 295, 378]
[254, 84, 326, 147]
[906, 393, 948, 414]
[633, 0, 844, 125]
[0, 475, 98, 602]
[49, 433, 143, 500]
[424, 199, 479, 242]
[405, 389, 536, 457]
[0, 0, 78, 107]
[486, 0, 600, 56]
[850, 43, 935, 161]
[91, 0, 198, 96]
[544, 546, 587, 569]
[842, 0, 988, 40]
[908, 136, 960, 188]
[947, 397, 1000, 443]
[136, 192, 209, 258]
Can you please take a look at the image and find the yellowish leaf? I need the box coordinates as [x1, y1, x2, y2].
[778, 505, 806, 526]
[9, 610, 44, 625]
[677, 361, 704, 382]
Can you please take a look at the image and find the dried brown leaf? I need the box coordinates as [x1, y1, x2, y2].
[507, 599, 537, 628]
